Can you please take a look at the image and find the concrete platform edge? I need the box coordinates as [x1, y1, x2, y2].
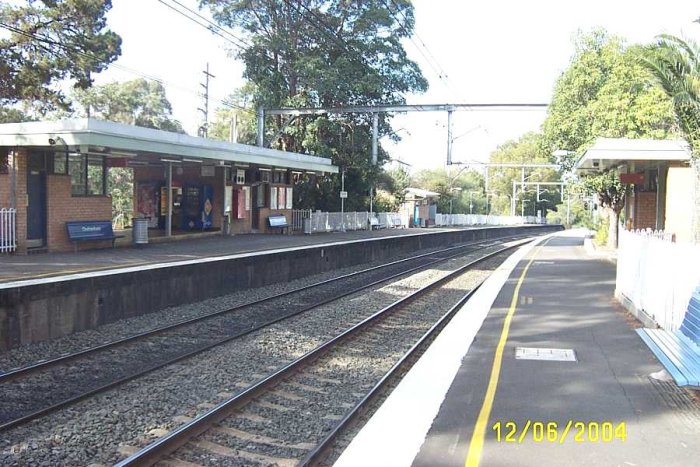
[333, 234, 552, 467]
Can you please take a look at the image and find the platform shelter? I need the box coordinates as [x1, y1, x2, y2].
[576, 137, 692, 242]
[0, 119, 337, 254]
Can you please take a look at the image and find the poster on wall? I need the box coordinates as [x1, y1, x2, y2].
[286, 187, 293, 209]
[243, 186, 251, 211]
[137, 183, 158, 228]
[270, 186, 278, 209]
[277, 186, 286, 209]
[235, 189, 247, 219]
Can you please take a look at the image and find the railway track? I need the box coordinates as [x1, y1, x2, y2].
[114, 241, 528, 466]
[0, 234, 525, 432]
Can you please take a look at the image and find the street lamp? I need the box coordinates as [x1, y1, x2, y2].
[468, 191, 480, 214]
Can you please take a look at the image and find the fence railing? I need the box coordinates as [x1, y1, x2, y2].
[291, 210, 405, 233]
[616, 228, 700, 331]
[0, 208, 17, 253]
[434, 213, 545, 226]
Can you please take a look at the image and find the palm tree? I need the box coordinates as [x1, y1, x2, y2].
[641, 34, 700, 242]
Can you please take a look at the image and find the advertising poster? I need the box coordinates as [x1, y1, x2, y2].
[286, 187, 293, 209]
[137, 183, 158, 228]
[277, 186, 286, 209]
[270, 186, 278, 209]
[243, 186, 251, 211]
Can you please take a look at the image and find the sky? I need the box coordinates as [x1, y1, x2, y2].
[99, 0, 700, 171]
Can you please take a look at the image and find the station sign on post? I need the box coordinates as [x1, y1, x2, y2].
[340, 191, 348, 199]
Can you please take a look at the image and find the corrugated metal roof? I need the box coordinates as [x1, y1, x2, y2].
[0, 118, 338, 173]
[575, 137, 690, 173]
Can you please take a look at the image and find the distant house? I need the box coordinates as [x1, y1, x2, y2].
[575, 137, 693, 243]
[401, 188, 440, 227]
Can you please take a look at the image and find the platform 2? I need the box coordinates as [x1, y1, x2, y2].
[335, 229, 700, 467]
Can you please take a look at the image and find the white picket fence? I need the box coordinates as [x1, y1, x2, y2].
[616, 228, 700, 331]
[0, 208, 17, 253]
[434, 213, 544, 226]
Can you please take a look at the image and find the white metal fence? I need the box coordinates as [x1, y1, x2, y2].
[434, 213, 544, 226]
[0, 208, 17, 253]
[616, 228, 700, 331]
[291, 210, 404, 233]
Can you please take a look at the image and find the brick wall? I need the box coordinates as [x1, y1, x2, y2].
[634, 191, 657, 230]
[46, 175, 112, 252]
[0, 174, 8, 206]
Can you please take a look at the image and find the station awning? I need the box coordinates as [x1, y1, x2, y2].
[575, 137, 690, 174]
[0, 118, 338, 174]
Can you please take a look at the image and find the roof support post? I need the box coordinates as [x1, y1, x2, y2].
[447, 109, 453, 166]
[257, 107, 265, 147]
[166, 162, 172, 238]
[371, 112, 378, 165]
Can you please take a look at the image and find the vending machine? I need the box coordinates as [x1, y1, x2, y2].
[181, 184, 214, 230]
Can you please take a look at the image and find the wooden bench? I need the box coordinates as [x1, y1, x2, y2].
[66, 220, 124, 252]
[636, 286, 700, 387]
[267, 214, 290, 234]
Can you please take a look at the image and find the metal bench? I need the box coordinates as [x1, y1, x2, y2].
[66, 220, 124, 252]
[636, 286, 700, 386]
[369, 217, 385, 230]
[268, 214, 290, 234]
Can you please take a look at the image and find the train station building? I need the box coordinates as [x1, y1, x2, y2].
[576, 137, 693, 242]
[0, 119, 337, 254]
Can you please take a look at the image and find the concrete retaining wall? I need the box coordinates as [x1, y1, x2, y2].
[0, 225, 562, 351]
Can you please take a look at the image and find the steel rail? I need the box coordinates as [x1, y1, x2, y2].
[0, 236, 523, 433]
[114, 238, 532, 467]
[0, 236, 507, 384]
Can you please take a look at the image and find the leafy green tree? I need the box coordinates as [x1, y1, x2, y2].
[209, 86, 257, 144]
[542, 30, 676, 243]
[640, 33, 700, 242]
[583, 170, 627, 247]
[0, 0, 121, 112]
[411, 167, 485, 214]
[487, 132, 560, 217]
[0, 106, 32, 123]
[543, 30, 675, 171]
[73, 78, 185, 133]
[200, 0, 427, 211]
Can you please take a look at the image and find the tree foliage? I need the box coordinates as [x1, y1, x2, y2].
[200, 0, 428, 211]
[73, 78, 185, 133]
[411, 167, 485, 214]
[640, 34, 700, 155]
[0, 0, 121, 112]
[542, 30, 676, 171]
[487, 132, 560, 216]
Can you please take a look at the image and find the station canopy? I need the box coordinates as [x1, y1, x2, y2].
[575, 137, 690, 175]
[0, 118, 338, 174]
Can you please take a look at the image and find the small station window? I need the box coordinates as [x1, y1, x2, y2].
[69, 153, 106, 196]
[0, 148, 8, 174]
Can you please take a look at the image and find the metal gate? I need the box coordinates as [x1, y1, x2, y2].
[0, 208, 16, 253]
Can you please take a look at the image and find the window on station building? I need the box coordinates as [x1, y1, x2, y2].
[272, 170, 287, 184]
[52, 150, 68, 174]
[69, 153, 106, 196]
[0, 148, 8, 174]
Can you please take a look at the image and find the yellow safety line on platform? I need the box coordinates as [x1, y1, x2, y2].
[464, 238, 549, 467]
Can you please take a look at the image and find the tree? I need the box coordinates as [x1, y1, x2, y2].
[0, 106, 32, 123]
[641, 34, 700, 242]
[209, 86, 257, 144]
[73, 78, 185, 133]
[411, 167, 485, 214]
[487, 132, 560, 217]
[200, 0, 428, 211]
[0, 0, 121, 113]
[583, 170, 627, 247]
[542, 30, 676, 243]
[543, 30, 675, 171]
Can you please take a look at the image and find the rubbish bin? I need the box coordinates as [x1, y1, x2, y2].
[133, 218, 149, 245]
[303, 218, 312, 235]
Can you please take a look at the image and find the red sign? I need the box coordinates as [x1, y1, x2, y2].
[619, 173, 644, 185]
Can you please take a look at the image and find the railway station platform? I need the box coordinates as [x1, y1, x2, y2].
[0, 227, 445, 284]
[335, 229, 700, 467]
